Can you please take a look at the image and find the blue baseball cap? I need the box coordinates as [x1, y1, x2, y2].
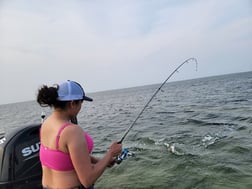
[57, 80, 93, 102]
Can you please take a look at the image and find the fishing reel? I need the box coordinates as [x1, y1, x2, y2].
[116, 148, 132, 164]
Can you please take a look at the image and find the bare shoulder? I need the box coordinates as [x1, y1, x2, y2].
[63, 124, 84, 138]
[60, 124, 87, 152]
[63, 124, 88, 154]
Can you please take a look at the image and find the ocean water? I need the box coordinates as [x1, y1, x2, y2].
[0, 71, 252, 189]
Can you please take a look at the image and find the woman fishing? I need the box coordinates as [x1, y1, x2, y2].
[37, 80, 122, 189]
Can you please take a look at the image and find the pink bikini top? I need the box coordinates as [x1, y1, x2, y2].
[40, 123, 94, 171]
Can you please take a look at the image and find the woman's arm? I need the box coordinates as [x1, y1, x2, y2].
[90, 155, 116, 167]
[90, 155, 100, 164]
[66, 126, 122, 188]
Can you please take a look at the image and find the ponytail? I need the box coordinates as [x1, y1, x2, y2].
[37, 85, 58, 107]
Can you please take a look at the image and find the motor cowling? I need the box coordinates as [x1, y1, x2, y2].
[0, 124, 42, 189]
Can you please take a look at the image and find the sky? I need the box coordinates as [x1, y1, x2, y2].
[0, 0, 251, 105]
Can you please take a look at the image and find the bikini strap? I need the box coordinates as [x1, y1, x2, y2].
[56, 122, 72, 150]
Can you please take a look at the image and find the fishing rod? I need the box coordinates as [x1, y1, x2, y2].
[118, 58, 198, 144]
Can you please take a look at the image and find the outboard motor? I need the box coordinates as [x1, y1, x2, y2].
[0, 124, 42, 189]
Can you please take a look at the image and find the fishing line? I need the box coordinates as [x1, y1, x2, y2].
[118, 58, 198, 144]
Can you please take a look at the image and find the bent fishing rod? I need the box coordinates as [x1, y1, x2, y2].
[118, 57, 198, 144]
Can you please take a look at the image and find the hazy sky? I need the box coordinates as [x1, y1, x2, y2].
[1, 0, 251, 105]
